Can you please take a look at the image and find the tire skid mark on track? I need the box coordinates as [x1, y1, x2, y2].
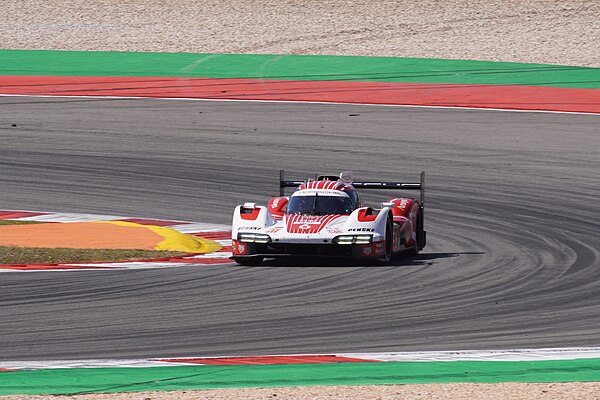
[0, 97, 598, 360]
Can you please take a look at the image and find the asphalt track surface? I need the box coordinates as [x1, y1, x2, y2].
[0, 96, 599, 360]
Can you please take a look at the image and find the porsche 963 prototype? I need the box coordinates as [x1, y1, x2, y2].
[231, 171, 426, 265]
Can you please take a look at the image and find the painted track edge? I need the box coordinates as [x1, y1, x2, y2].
[0, 210, 233, 271]
[1, 93, 599, 116]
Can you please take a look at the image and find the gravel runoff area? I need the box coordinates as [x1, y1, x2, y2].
[6, 382, 600, 400]
[3, 1, 600, 399]
[3, 0, 600, 67]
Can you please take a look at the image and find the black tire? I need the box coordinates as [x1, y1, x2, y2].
[410, 241, 420, 256]
[232, 257, 264, 266]
[411, 209, 424, 256]
[379, 215, 394, 263]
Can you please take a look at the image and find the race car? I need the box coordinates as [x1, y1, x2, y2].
[231, 170, 426, 265]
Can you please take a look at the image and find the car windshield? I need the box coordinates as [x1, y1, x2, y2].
[287, 194, 355, 215]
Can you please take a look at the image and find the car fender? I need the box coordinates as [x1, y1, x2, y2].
[231, 204, 274, 239]
[344, 206, 391, 240]
[388, 198, 421, 248]
[267, 196, 289, 220]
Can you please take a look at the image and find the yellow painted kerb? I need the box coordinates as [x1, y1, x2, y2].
[94, 221, 222, 253]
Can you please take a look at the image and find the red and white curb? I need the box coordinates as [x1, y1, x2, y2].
[3, 347, 600, 370]
[0, 210, 233, 272]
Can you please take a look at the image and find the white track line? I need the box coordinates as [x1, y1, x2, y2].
[169, 222, 231, 233]
[3, 347, 600, 370]
[341, 347, 600, 362]
[16, 213, 127, 222]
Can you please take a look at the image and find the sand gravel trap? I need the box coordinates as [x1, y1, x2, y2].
[2, 1, 599, 399]
[5, 382, 600, 400]
[2, 0, 599, 67]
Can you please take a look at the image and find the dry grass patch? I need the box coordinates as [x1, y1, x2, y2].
[0, 246, 187, 265]
[0, 219, 42, 225]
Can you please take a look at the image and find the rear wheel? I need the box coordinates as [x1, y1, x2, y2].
[411, 208, 424, 256]
[411, 241, 420, 256]
[232, 257, 264, 266]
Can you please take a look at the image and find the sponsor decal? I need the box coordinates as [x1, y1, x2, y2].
[286, 214, 343, 234]
[239, 226, 261, 231]
[232, 240, 247, 255]
[360, 242, 385, 257]
[395, 198, 411, 210]
[265, 227, 282, 233]
[348, 227, 374, 232]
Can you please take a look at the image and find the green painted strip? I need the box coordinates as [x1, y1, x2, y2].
[1, 49, 598, 89]
[2, 359, 600, 395]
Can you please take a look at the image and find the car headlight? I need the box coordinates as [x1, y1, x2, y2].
[333, 234, 373, 245]
[238, 233, 271, 243]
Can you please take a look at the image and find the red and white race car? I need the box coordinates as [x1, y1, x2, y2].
[231, 171, 426, 265]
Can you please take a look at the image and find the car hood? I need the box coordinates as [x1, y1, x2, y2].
[284, 214, 346, 234]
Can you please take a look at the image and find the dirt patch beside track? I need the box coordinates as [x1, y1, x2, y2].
[7, 382, 600, 400]
[0, 222, 163, 250]
[3, 0, 599, 67]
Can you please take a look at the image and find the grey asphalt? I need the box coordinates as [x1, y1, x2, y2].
[0, 97, 599, 360]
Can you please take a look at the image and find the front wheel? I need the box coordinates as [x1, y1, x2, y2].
[379, 216, 394, 263]
[232, 257, 264, 266]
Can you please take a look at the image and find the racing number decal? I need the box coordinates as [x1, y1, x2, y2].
[397, 198, 410, 210]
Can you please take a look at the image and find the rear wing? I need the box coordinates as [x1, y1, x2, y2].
[279, 170, 425, 205]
